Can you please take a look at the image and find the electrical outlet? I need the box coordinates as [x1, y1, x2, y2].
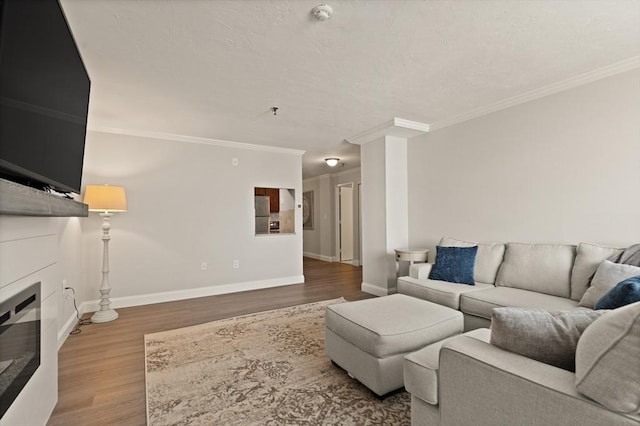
[201, 262, 208, 271]
[62, 279, 67, 292]
[233, 259, 240, 269]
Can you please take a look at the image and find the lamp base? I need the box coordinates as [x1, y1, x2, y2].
[91, 308, 119, 323]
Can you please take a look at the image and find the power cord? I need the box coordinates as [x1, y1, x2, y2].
[65, 287, 91, 335]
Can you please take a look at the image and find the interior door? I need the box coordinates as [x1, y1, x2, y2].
[339, 185, 354, 262]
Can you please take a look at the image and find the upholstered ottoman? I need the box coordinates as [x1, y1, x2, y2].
[325, 294, 463, 396]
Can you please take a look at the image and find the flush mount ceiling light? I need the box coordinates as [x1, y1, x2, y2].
[325, 158, 339, 167]
[311, 4, 333, 21]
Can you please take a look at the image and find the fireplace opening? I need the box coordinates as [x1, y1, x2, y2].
[0, 282, 41, 419]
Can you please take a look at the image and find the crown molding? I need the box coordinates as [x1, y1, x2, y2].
[347, 118, 430, 145]
[303, 167, 361, 184]
[88, 126, 306, 156]
[429, 56, 640, 131]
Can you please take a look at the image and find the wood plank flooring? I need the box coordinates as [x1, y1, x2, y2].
[48, 258, 368, 426]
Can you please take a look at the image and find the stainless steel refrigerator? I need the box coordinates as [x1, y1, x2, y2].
[255, 196, 270, 234]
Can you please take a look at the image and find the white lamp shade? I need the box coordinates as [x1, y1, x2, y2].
[83, 185, 127, 212]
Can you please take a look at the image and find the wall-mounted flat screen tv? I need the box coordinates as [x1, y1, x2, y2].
[0, 0, 90, 194]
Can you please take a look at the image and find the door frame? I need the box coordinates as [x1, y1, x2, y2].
[335, 182, 355, 263]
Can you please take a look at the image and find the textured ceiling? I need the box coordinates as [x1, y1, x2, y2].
[59, 0, 640, 179]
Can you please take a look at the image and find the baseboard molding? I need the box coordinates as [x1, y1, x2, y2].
[303, 252, 334, 262]
[361, 282, 388, 297]
[303, 252, 357, 264]
[57, 275, 306, 349]
[83, 275, 306, 314]
[57, 310, 83, 350]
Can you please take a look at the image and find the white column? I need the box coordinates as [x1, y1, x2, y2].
[350, 118, 429, 295]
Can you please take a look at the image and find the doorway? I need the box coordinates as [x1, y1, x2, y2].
[337, 183, 354, 263]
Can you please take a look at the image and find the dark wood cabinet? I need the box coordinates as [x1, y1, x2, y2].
[267, 188, 279, 212]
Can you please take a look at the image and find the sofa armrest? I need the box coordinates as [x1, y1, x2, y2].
[409, 262, 433, 279]
[438, 336, 640, 426]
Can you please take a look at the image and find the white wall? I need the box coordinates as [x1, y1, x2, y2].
[303, 168, 362, 264]
[333, 168, 362, 265]
[360, 138, 389, 294]
[302, 178, 322, 256]
[408, 69, 640, 251]
[302, 175, 334, 261]
[80, 131, 304, 306]
[56, 216, 85, 336]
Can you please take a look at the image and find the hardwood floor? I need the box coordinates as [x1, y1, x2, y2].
[48, 258, 368, 426]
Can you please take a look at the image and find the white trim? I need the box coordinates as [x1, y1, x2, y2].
[303, 252, 334, 262]
[303, 167, 361, 185]
[361, 282, 388, 297]
[352, 259, 361, 267]
[80, 275, 305, 313]
[88, 126, 305, 156]
[57, 310, 84, 350]
[430, 56, 640, 131]
[57, 276, 305, 348]
[348, 118, 430, 145]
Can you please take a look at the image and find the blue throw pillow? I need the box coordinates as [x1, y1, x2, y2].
[430, 245, 478, 285]
[594, 275, 640, 310]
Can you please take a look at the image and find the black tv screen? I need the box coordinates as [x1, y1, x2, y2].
[0, 0, 90, 194]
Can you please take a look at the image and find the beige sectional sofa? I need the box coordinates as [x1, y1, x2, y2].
[397, 237, 623, 330]
[396, 237, 640, 425]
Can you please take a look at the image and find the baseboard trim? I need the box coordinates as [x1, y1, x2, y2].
[57, 275, 306, 349]
[57, 311, 83, 350]
[361, 282, 388, 297]
[303, 252, 334, 262]
[83, 275, 306, 314]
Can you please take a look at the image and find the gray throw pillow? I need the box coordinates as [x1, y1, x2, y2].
[575, 302, 640, 413]
[490, 307, 605, 371]
[579, 260, 640, 308]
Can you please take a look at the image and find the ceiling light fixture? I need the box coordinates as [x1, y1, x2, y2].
[311, 4, 333, 21]
[325, 158, 339, 167]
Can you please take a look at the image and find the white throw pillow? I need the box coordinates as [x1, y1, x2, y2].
[570, 243, 624, 301]
[579, 260, 640, 308]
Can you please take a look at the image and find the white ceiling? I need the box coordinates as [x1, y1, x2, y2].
[60, 0, 640, 179]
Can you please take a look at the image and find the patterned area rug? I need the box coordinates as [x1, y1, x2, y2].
[144, 298, 410, 425]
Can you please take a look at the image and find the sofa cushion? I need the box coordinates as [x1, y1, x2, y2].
[595, 276, 640, 310]
[571, 243, 624, 301]
[397, 276, 494, 310]
[460, 287, 580, 320]
[495, 243, 575, 298]
[439, 237, 506, 285]
[325, 294, 463, 358]
[430, 245, 478, 285]
[490, 308, 605, 371]
[403, 328, 490, 405]
[580, 260, 640, 308]
[575, 302, 640, 413]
